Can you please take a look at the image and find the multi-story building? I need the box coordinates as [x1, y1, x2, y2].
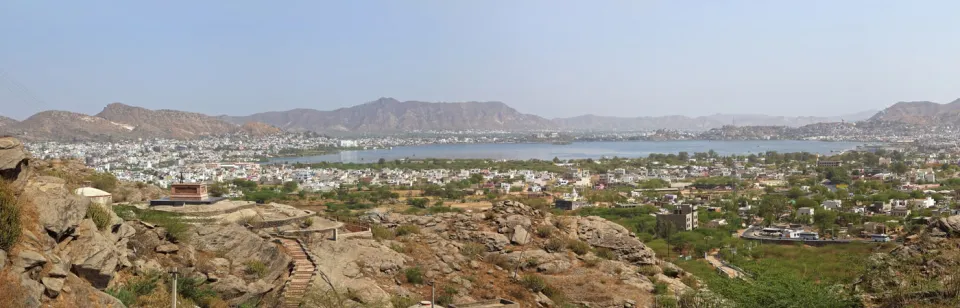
[656, 204, 698, 231]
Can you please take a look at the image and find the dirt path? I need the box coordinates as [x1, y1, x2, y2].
[705, 255, 740, 278]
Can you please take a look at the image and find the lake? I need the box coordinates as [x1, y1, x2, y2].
[268, 140, 865, 164]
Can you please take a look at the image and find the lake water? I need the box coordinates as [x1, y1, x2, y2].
[268, 140, 865, 164]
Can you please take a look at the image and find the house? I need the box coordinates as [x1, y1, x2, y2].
[797, 207, 815, 222]
[822, 200, 842, 211]
[555, 200, 590, 211]
[656, 204, 698, 231]
[869, 201, 891, 214]
[706, 218, 728, 228]
[890, 206, 911, 217]
[907, 197, 935, 209]
[817, 160, 842, 167]
[74, 187, 113, 205]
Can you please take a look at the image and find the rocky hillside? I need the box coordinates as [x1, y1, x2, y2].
[0, 137, 293, 307]
[855, 216, 960, 307]
[301, 200, 699, 307]
[5, 110, 139, 141]
[240, 121, 283, 136]
[224, 97, 558, 133]
[95, 103, 244, 139]
[868, 99, 960, 125]
[0, 115, 17, 128]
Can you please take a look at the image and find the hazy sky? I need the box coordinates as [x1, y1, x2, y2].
[2, 1, 960, 120]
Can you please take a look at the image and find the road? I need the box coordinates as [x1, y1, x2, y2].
[705, 254, 742, 278]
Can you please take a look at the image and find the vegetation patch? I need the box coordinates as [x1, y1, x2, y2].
[86, 203, 112, 230]
[244, 260, 267, 278]
[0, 181, 21, 250]
[395, 224, 420, 237]
[404, 267, 424, 285]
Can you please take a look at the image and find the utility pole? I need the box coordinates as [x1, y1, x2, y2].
[429, 280, 436, 308]
[169, 267, 178, 308]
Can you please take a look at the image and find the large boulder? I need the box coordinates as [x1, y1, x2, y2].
[576, 216, 657, 265]
[0, 136, 28, 181]
[62, 219, 125, 289]
[511, 225, 531, 245]
[930, 215, 960, 236]
[25, 176, 90, 240]
[191, 224, 290, 287]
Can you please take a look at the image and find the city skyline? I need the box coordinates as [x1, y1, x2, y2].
[3, 1, 960, 119]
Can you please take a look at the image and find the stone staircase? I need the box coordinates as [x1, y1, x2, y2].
[278, 238, 317, 308]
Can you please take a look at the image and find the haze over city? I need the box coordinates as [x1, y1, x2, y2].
[3, 1, 960, 120]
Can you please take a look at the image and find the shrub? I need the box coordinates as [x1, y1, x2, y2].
[404, 267, 424, 284]
[86, 203, 112, 231]
[567, 239, 591, 255]
[545, 237, 566, 252]
[484, 252, 515, 269]
[0, 181, 21, 250]
[106, 271, 162, 307]
[535, 225, 554, 238]
[595, 247, 616, 260]
[244, 260, 267, 278]
[680, 275, 700, 289]
[520, 274, 549, 293]
[391, 295, 420, 308]
[638, 265, 661, 277]
[131, 207, 191, 242]
[88, 172, 119, 192]
[583, 257, 601, 268]
[177, 276, 219, 306]
[395, 224, 420, 236]
[662, 266, 681, 278]
[653, 281, 671, 296]
[371, 225, 395, 240]
[302, 217, 314, 228]
[460, 242, 486, 260]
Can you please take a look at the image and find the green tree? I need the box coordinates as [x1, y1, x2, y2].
[552, 156, 561, 163]
[377, 158, 386, 165]
[282, 181, 299, 193]
[407, 198, 429, 208]
[891, 162, 908, 175]
[208, 182, 227, 197]
[88, 172, 119, 192]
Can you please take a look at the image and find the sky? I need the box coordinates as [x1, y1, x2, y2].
[2, 1, 960, 120]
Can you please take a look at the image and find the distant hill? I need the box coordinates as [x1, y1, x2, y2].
[223, 97, 557, 133]
[552, 111, 876, 131]
[0, 104, 281, 141]
[96, 103, 241, 139]
[0, 115, 17, 128]
[868, 99, 960, 125]
[6, 110, 137, 141]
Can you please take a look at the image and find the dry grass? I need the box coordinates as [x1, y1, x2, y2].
[0, 270, 26, 305]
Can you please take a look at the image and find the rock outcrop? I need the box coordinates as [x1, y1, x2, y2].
[576, 216, 658, 265]
[351, 200, 688, 306]
[0, 136, 29, 181]
[25, 176, 90, 240]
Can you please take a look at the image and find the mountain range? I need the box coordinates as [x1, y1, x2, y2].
[0, 104, 282, 141]
[868, 98, 960, 125]
[551, 111, 877, 131]
[220, 97, 558, 133]
[1, 97, 948, 141]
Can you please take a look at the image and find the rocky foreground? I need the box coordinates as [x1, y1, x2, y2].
[299, 200, 695, 307]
